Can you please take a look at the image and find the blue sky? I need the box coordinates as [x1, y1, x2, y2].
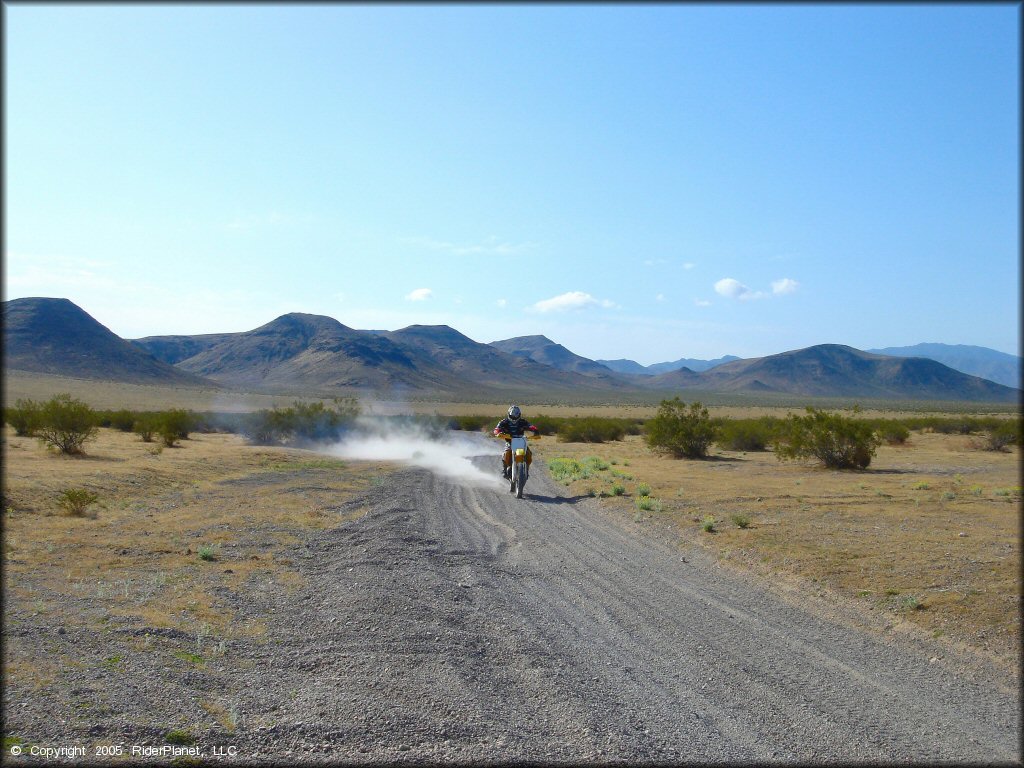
[5, 4, 1019, 364]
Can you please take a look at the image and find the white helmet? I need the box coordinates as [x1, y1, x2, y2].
[508, 405, 521, 420]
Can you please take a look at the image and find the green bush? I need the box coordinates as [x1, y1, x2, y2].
[715, 417, 780, 451]
[35, 394, 99, 455]
[557, 417, 627, 443]
[157, 409, 194, 447]
[6, 399, 42, 437]
[730, 513, 751, 529]
[133, 413, 160, 443]
[447, 414, 492, 432]
[98, 409, 140, 432]
[875, 420, 910, 446]
[976, 420, 1020, 452]
[645, 398, 715, 459]
[773, 407, 880, 469]
[241, 398, 360, 446]
[57, 488, 99, 517]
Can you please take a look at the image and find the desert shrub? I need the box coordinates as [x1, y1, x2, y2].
[157, 409, 195, 447]
[35, 394, 99, 455]
[556, 417, 627, 443]
[773, 407, 880, 469]
[715, 417, 780, 451]
[447, 414, 492, 432]
[197, 545, 217, 562]
[635, 496, 660, 512]
[241, 398, 359, 446]
[97, 409, 140, 432]
[975, 420, 1019, 452]
[547, 457, 590, 483]
[875, 420, 911, 446]
[132, 413, 160, 442]
[57, 488, 99, 517]
[6, 399, 42, 436]
[701, 516, 716, 532]
[730, 513, 752, 529]
[645, 398, 715, 459]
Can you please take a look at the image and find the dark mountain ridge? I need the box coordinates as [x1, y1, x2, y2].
[867, 343, 1021, 389]
[4, 298, 1019, 403]
[2, 297, 216, 387]
[490, 335, 616, 376]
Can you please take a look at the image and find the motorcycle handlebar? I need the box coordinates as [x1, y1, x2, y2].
[494, 432, 540, 440]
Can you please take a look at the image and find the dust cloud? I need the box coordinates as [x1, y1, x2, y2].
[322, 418, 503, 490]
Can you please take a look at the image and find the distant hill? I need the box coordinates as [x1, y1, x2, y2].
[136, 318, 628, 397]
[598, 355, 740, 375]
[136, 313, 440, 392]
[491, 335, 616, 376]
[595, 358, 650, 375]
[385, 326, 627, 394]
[647, 344, 1019, 402]
[6, 298, 1019, 403]
[2, 297, 216, 387]
[868, 344, 1020, 389]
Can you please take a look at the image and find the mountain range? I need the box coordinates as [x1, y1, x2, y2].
[2, 297, 1019, 404]
[867, 344, 1020, 389]
[597, 355, 741, 375]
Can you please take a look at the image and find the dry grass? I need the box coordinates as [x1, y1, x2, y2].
[2, 426, 392, 644]
[535, 431, 1021, 666]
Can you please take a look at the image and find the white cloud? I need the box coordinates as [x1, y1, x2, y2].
[694, 299, 712, 307]
[405, 288, 432, 301]
[714, 277, 772, 301]
[527, 291, 617, 313]
[772, 278, 799, 295]
[496, 298, 508, 308]
[683, 262, 696, 270]
[656, 293, 665, 302]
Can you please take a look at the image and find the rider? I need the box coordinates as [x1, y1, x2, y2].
[493, 405, 538, 479]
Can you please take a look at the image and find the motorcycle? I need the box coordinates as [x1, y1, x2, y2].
[495, 431, 540, 498]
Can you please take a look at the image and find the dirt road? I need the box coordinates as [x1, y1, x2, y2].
[4, 437, 1020, 764]
[224, 445, 1019, 764]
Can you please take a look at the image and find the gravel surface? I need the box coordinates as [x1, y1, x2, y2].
[3, 440, 1020, 764]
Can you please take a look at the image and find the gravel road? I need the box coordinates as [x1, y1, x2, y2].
[4, 438, 1020, 764]
[230, 443, 1019, 764]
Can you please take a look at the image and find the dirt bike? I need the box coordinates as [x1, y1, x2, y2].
[495, 432, 540, 498]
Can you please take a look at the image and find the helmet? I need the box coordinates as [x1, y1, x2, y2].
[508, 405, 521, 420]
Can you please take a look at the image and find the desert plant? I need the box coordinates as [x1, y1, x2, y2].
[57, 488, 99, 517]
[35, 394, 99, 455]
[611, 484, 626, 496]
[715, 417, 780, 451]
[157, 409, 195, 447]
[635, 495, 657, 512]
[876, 421, 910, 446]
[165, 730, 195, 746]
[6, 399, 42, 436]
[197, 545, 217, 562]
[701, 516, 716, 532]
[976, 421, 1019, 452]
[773, 407, 880, 469]
[645, 398, 715, 459]
[730, 513, 751, 529]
